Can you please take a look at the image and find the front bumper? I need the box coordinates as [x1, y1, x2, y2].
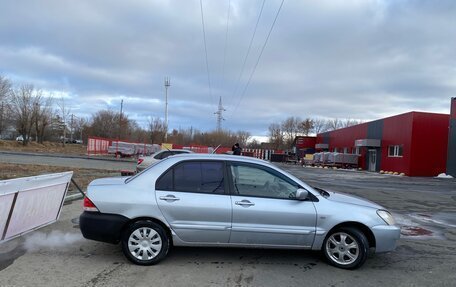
[371, 225, 401, 253]
[79, 211, 129, 244]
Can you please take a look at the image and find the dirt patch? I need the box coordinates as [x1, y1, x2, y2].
[0, 163, 118, 195]
[0, 140, 87, 155]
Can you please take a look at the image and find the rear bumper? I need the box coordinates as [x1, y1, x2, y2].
[79, 212, 129, 244]
[372, 225, 401, 253]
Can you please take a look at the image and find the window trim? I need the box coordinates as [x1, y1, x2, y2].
[388, 145, 403, 157]
[155, 159, 229, 195]
[226, 161, 307, 201]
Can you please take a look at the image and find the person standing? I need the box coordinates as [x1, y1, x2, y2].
[232, 143, 242, 155]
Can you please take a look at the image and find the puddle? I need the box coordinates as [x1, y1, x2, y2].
[393, 212, 455, 240]
[401, 226, 433, 237]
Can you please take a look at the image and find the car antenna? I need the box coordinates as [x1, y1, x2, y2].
[212, 144, 221, 154]
[163, 145, 176, 155]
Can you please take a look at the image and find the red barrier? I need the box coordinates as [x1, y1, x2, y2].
[87, 137, 111, 155]
[87, 136, 281, 160]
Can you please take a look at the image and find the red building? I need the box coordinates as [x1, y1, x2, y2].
[293, 136, 316, 158]
[315, 111, 451, 177]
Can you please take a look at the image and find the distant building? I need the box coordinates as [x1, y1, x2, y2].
[293, 136, 316, 158]
[306, 98, 456, 177]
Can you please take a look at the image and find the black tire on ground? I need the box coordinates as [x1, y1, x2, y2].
[322, 227, 369, 269]
[121, 220, 170, 265]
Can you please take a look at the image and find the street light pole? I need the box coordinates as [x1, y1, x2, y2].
[164, 77, 170, 142]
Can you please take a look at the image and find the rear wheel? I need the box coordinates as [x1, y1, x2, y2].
[121, 221, 169, 265]
[323, 227, 369, 269]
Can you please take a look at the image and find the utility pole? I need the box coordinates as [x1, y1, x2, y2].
[0, 101, 3, 139]
[119, 99, 123, 140]
[164, 77, 170, 142]
[70, 114, 74, 143]
[214, 96, 226, 131]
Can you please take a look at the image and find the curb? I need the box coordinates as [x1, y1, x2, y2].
[64, 193, 84, 203]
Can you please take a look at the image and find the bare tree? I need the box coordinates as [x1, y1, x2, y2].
[8, 84, 41, 145]
[34, 96, 53, 143]
[247, 138, 262, 149]
[148, 117, 167, 144]
[342, 118, 362, 128]
[73, 117, 88, 142]
[282, 116, 301, 147]
[0, 76, 12, 138]
[325, 118, 342, 131]
[87, 110, 120, 139]
[312, 118, 327, 135]
[57, 97, 71, 146]
[235, 130, 251, 148]
[298, 118, 314, 136]
[268, 123, 284, 150]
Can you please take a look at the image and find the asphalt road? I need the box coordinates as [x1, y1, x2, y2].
[0, 151, 136, 171]
[1, 160, 456, 286]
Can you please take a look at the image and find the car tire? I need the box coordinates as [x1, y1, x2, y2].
[121, 220, 170, 265]
[322, 227, 369, 269]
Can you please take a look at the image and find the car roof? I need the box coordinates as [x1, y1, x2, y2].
[167, 153, 267, 164]
[158, 149, 193, 152]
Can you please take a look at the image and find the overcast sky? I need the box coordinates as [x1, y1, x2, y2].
[1, 0, 455, 138]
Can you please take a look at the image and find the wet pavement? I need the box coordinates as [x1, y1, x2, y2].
[0, 163, 455, 286]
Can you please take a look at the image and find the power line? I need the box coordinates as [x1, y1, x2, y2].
[220, 0, 231, 92]
[232, 0, 285, 116]
[228, 0, 266, 109]
[199, 0, 214, 107]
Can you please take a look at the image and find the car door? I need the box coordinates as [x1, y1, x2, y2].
[155, 160, 232, 243]
[229, 162, 317, 247]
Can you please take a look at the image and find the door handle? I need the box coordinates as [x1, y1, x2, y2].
[159, 195, 180, 201]
[235, 200, 255, 207]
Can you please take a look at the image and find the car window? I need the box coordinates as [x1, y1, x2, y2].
[156, 168, 173, 190]
[156, 161, 225, 194]
[230, 163, 298, 199]
[155, 151, 169, 160]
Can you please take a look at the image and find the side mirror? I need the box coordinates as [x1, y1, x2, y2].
[296, 188, 308, 200]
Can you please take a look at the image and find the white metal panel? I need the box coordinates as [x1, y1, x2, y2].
[0, 171, 73, 243]
[5, 183, 67, 239]
[0, 172, 73, 195]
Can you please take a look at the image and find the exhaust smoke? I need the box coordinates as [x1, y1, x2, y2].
[24, 230, 83, 252]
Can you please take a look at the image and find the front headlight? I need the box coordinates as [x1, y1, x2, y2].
[377, 210, 396, 225]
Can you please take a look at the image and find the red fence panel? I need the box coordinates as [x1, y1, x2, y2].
[87, 137, 111, 155]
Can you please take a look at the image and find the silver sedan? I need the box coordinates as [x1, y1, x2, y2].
[79, 154, 400, 269]
[136, 149, 193, 172]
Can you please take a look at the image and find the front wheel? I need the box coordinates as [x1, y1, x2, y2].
[323, 227, 369, 269]
[121, 221, 170, 265]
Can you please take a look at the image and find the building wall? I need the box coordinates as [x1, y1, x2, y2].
[447, 98, 456, 177]
[409, 112, 450, 176]
[316, 123, 368, 169]
[380, 113, 414, 175]
[316, 110, 450, 176]
[295, 136, 316, 150]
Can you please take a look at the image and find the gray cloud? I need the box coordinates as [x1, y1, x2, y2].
[1, 0, 455, 136]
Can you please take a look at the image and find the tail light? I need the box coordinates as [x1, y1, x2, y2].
[137, 158, 144, 165]
[83, 197, 99, 212]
